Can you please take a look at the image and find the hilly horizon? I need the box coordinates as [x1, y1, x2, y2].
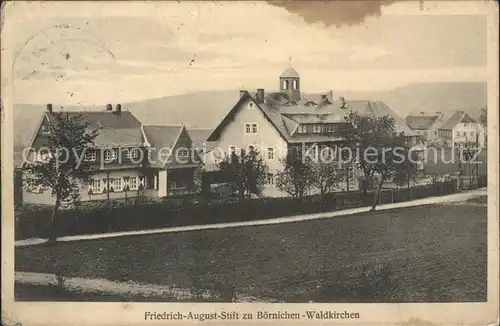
[13, 81, 487, 151]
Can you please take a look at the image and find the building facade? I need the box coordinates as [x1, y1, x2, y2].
[19, 104, 201, 205]
[406, 111, 445, 145]
[207, 66, 421, 196]
[437, 111, 486, 148]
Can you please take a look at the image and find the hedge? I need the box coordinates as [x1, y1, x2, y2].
[15, 181, 461, 241]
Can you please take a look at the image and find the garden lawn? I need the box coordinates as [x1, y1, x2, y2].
[15, 202, 487, 302]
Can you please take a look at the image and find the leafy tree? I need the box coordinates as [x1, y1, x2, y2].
[393, 139, 421, 199]
[23, 112, 98, 243]
[334, 110, 420, 210]
[479, 107, 487, 126]
[275, 147, 312, 200]
[217, 148, 267, 199]
[309, 158, 345, 211]
[334, 112, 396, 198]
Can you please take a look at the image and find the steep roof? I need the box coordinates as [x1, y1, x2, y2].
[405, 115, 440, 130]
[46, 111, 141, 129]
[319, 99, 418, 136]
[28, 110, 145, 150]
[439, 111, 477, 130]
[208, 91, 416, 144]
[207, 92, 293, 143]
[93, 128, 145, 148]
[142, 125, 184, 168]
[280, 67, 300, 78]
[187, 128, 217, 152]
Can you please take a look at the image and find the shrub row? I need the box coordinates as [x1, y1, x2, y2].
[15, 181, 460, 240]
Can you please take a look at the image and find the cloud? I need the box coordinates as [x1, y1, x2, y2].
[266, 0, 400, 27]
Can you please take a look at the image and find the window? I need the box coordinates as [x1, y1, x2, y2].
[325, 124, 335, 133]
[244, 123, 258, 134]
[41, 125, 50, 134]
[312, 124, 321, 134]
[89, 179, 102, 194]
[297, 124, 307, 134]
[267, 173, 274, 185]
[123, 149, 131, 159]
[130, 148, 140, 159]
[110, 177, 122, 192]
[292, 80, 298, 90]
[84, 149, 96, 162]
[455, 131, 460, 137]
[282, 80, 289, 90]
[104, 148, 117, 161]
[470, 131, 474, 137]
[177, 148, 189, 157]
[130, 176, 138, 190]
[267, 147, 274, 160]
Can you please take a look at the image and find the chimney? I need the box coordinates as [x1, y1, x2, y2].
[115, 104, 122, 114]
[420, 111, 425, 115]
[46, 103, 53, 113]
[256, 89, 265, 103]
[105, 103, 113, 111]
[239, 90, 247, 98]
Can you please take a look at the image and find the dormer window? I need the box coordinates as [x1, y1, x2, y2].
[130, 148, 140, 159]
[84, 149, 96, 162]
[104, 148, 117, 161]
[41, 125, 50, 134]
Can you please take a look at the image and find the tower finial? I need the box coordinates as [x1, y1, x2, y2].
[288, 56, 292, 68]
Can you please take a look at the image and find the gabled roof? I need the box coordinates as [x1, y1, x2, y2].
[207, 91, 292, 143]
[142, 125, 184, 168]
[439, 111, 477, 130]
[405, 115, 440, 130]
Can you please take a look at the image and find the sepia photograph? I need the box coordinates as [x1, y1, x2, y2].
[1, 1, 498, 325]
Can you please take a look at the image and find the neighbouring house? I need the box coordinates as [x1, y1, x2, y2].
[406, 111, 445, 145]
[142, 125, 202, 197]
[18, 104, 201, 205]
[437, 110, 486, 148]
[207, 65, 422, 197]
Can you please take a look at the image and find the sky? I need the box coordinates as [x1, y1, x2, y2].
[1, 1, 491, 105]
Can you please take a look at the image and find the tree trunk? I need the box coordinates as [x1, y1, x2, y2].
[320, 188, 325, 212]
[407, 177, 411, 200]
[370, 176, 384, 211]
[49, 197, 61, 244]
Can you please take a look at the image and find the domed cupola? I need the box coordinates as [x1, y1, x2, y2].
[279, 57, 301, 101]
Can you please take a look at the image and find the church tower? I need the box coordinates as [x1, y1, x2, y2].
[279, 57, 301, 102]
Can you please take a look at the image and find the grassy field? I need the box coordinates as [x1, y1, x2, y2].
[15, 201, 487, 302]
